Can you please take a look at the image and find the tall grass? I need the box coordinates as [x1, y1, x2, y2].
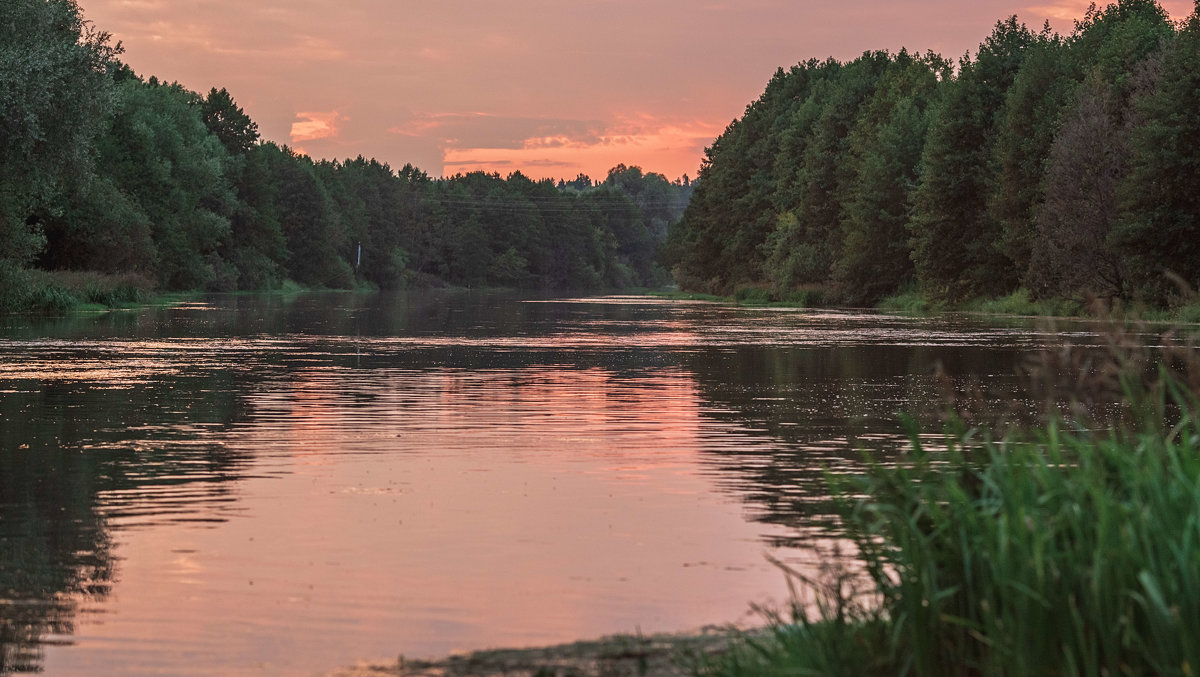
[0, 268, 153, 312]
[700, 321, 1200, 677]
[848, 404, 1200, 676]
[964, 288, 1084, 317]
[877, 288, 943, 315]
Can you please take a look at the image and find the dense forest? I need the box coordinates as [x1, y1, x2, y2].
[665, 0, 1200, 309]
[8, 0, 1199, 314]
[0, 0, 692, 311]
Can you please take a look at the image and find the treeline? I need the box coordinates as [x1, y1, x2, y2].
[0, 0, 691, 309]
[665, 0, 1200, 308]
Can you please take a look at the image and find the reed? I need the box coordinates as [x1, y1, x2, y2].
[701, 320, 1200, 677]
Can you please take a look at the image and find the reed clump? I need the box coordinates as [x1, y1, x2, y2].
[0, 267, 153, 312]
[701, 315, 1200, 677]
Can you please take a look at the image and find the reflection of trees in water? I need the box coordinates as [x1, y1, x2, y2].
[0, 478, 113, 673]
[0, 294, 1102, 671]
[680, 343, 1032, 547]
[0, 373, 253, 675]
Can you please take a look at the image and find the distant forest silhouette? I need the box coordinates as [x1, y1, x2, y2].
[6, 0, 1199, 312]
[1, 0, 692, 310]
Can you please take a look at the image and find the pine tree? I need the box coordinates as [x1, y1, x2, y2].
[908, 17, 1036, 302]
[1114, 6, 1200, 302]
[989, 27, 1074, 274]
[835, 51, 944, 304]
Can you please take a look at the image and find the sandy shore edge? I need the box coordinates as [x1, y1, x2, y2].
[326, 626, 744, 677]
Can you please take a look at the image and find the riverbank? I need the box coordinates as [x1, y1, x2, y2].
[0, 267, 378, 314]
[328, 628, 741, 677]
[653, 284, 1200, 323]
[0, 265, 154, 312]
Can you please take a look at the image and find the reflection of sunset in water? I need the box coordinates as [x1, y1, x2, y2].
[1, 292, 1099, 676]
[47, 366, 806, 675]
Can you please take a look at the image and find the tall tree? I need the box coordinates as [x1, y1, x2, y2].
[100, 78, 236, 289]
[766, 52, 890, 289]
[1026, 74, 1130, 301]
[909, 17, 1037, 301]
[989, 26, 1074, 274]
[1114, 5, 1200, 303]
[834, 50, 945, 304]
[0, 0, 118, 273]
[224, 144, 286, 289]
[1069, 0, 1174, 107]
[200, 87, 259, 155]
[1025, 0, 1174, 301]
[666, 64, 814, 292]
[261, 144, 352, 288]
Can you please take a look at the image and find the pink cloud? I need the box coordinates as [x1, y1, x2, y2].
[290, 111, 345, 144]
[1025, 0, 1192, 24]
[87, 0, 1199, 181]
[441, 116, 725, 180]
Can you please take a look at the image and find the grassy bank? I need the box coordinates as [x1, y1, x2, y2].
[0, 266, 385, 314]
[0, 264, 156, 312]
[700, 324, 1200, 676]
[652, 283, 1200, 324]
[647, 285, 831, 309]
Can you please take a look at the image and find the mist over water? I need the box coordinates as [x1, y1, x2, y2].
[0, 292, 1107, 675]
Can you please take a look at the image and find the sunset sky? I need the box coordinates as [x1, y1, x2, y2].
[78, 0, 1191, 181]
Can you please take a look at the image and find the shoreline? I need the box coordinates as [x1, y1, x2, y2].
[327, 627, 744, 677]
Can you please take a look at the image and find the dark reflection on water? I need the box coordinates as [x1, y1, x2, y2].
[0, 292, 1116, 675]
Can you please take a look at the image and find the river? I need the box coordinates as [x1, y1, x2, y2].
[0, 292, 1107, 675]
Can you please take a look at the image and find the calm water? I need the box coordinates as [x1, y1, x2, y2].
[0, 292, 1106, 675]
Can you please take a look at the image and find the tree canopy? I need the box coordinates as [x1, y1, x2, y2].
[665, 0, 1198, 308]
[0, 0, 692, 307]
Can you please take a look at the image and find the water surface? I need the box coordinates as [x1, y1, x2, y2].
[0, 292, 1107, 675]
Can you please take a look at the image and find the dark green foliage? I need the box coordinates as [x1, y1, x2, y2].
[417, 168, 683, 290]
[1024, 0, 1174, 303]
[1115, 7, 1200, 303]
[224, 144, 287, 289]
[0, 0, 687, 310]
[10, 0, 1199, 312]
[99, 78, 235, 290]
[1026, 74, 1129, 300]
[261, 144, 351, 289]
[1, 2, 687, 309]
[200, 87, 259, 155]
[666, 64, 819, 292]
[760, 60, 841, 289]
[777, 53, 891, 288]
[990, 28, 1074, 272]
[1, 0, 118, 272]
[834, 51, 945, 305]
[668, 0, 1194, 313]
[1070, 0, 1175, 107]
[909, 17, 1038, 302]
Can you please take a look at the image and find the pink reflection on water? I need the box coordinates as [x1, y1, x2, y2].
[46, 365, 828, 676]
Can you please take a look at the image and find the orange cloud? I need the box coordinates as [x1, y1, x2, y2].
[441, 116, 725, 180]
[1023, 1, 1091, 20]
[1026, 0, 1191, 23]
[388, 112, 493, 138]
[290, 111, 345, 144]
